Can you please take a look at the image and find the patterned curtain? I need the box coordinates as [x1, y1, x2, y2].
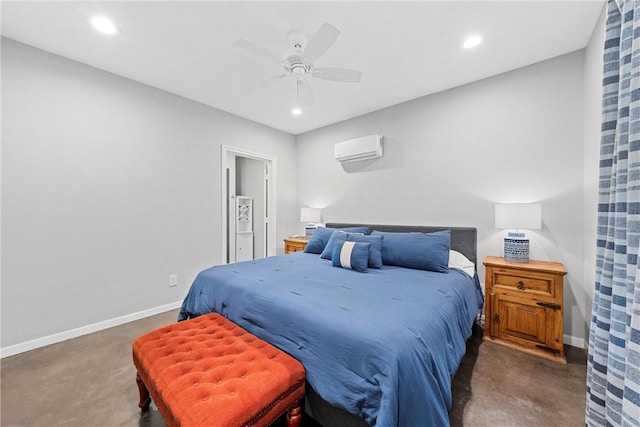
[586, 1, 640, 425]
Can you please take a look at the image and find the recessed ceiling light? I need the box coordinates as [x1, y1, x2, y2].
[90, 16, 119, 35]
[291, 107, 302, 116]
[463, 35, 482, 49]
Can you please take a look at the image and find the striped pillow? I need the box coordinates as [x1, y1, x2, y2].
[332, 241, 371, 273]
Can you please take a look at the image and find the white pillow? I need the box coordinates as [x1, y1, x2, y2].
[448, 250, 475, 278]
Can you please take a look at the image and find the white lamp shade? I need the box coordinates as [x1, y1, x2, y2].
[300, 207, 322, 223]
[495, 203, 542, 230]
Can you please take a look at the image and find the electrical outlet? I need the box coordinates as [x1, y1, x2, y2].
[169, 275, 178, 287]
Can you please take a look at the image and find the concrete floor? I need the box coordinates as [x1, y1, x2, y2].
[1, 310, 587, 426]
[449, 324, 587, 426]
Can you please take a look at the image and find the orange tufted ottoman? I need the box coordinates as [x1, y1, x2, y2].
[132, 313, 306, 427]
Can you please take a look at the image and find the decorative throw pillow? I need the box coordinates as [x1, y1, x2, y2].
[320, 231, 350, 260]
[371, 230, 451, 272]
[344, 233, 384, 268]
[321, 232, 383, 268]
[310, 226, 370, 256]
[332, 241, 371, 273]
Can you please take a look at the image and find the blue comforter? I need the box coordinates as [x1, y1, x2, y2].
[178, 252, 482, 426]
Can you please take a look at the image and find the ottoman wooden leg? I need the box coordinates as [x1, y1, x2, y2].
[136, 372, 151, 413]
[286, 400, 303, 427]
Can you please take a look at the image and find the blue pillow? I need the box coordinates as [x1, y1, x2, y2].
[370, 230, 451, 272]
[320, 230, 367, 260]
[325, 233, 384, 268]
[332, 241, 371, 273]
[348, 234, 384, 269]
[304, 227, 336, 254]
[308, 226, 370, 255]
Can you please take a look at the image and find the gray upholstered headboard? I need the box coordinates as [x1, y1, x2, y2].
[325, 223, 478, 266]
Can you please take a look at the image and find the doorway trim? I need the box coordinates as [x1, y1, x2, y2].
[221, 145, 277, 264]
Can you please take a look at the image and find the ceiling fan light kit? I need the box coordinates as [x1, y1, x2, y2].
[235, 22, 363, 109]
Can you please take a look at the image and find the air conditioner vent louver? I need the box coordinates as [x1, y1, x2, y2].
[334, 135, 383, 163]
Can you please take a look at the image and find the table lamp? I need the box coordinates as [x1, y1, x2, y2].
[495, 203, 542, 262]
[300, 208, 322, 237]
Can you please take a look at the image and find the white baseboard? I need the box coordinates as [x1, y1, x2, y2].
[564, 334, 585, 349]
[1, 301, 183, 359]
[0, 301, 587, 358]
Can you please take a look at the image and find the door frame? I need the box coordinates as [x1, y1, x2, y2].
[221, 145, 277, 264]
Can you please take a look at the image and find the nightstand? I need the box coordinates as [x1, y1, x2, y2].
[284, 237, 308, 254]
[483, 256, 567, 364]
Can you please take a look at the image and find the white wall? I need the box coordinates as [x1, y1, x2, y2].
[2, 13, 607, 353]
[296, 51, 588, 344]
[1, 38, 297, 350]
[583, 4, 606, 345]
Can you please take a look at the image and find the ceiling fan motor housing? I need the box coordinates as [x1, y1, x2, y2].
[286, 55, 311, 80]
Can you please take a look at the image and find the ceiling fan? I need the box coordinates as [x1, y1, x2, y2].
[235, 22, 363, 107]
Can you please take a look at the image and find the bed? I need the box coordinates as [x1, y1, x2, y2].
[178, 224, 483, 426]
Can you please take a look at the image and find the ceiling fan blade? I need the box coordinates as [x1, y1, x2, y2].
[312, 67, 363, 83]
[234, 38, 284, 65]
[297, 79, 315, 106]
[303, 23, 340, 62]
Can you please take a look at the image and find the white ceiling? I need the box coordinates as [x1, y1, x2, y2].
[1, 1, 605, 135]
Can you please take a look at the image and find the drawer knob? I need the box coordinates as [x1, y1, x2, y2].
[517, 281, 526, 291]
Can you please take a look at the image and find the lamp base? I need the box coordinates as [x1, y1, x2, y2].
[504, 232, 530, 262]
[305, 223, 318, 237]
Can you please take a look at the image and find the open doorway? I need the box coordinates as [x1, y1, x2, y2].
[221, 146, 277, 264]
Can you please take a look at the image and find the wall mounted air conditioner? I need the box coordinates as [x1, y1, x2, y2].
[334, 135, 383, 163]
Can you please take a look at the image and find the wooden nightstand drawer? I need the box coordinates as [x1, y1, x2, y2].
[284, 237, 308, 254]
[491, 269, 555, 298]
